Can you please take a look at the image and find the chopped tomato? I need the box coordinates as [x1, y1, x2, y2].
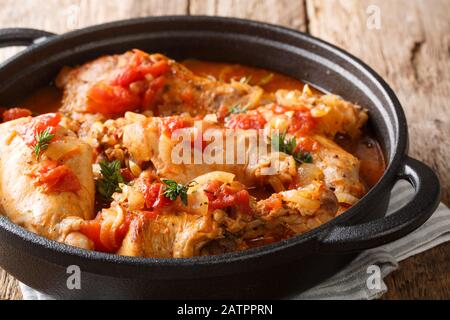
[2, 108, 32, 122]
[204, 181, 252, 214]
[79, 220, 104, 251]
[32, 160, 81, 193]
[111, 67, 143, 87]
[225, 113, 267, 130]
[87, 82, 141, 114]
[295, 136, 319, 153]
[162, 117, 188, 136]
[115, 215, 132, 246]
[139, 60, 170, 78]
[203, 180, 223, 194]
[264, 194, 283, 212]
[191, 129, 209, 151]
[79, 213, 132, 253]
[111, 58, 169, 87]
[120, 168, 135, 182]
[288, 110, 316, 135]
[87, 51, 170, 115]
[142, 76, 166, 109]
[19, 113, 61, 147]
[32, 113, 62, 131]
[142, 182, 174, 209]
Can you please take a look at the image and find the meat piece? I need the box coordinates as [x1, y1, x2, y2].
[122, 115, 297, 188]
[261, 87, 368, 139]
[255, 181, 338, 236]
[112, 172, 242, 258]
[57, 50, 263, 119]
[0, 116, 95, 247]
[311, 135, 366, 205]
[118, 211, 221, 258]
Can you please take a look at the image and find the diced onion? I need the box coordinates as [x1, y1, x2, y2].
[297, 164, 324, 187]
[269, 116, 288, 132]
[45, 140, 81, 161]
[302, 84, 313, 97]
[187, 189, 209, 216]
[311, 104, 331, 118]
[268, 177, 285, 193]
[190, 171, 236, 190]
[128, 160, 142, 177]
[125, 185, 146, 211]
[125, 112, 147, 122]
[203, 114, 218, 123]
[335, 192, 359, 205]
[281, 190, 321, 212]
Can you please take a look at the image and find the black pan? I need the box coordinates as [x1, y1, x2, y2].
[0, 16, 441, 299]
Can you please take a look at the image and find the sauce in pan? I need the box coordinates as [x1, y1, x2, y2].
[12, 60, 386, 190]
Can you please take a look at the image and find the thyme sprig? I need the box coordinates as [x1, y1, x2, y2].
[271, 132, 313, 164]
[96, 160, 126, 203]
[34, 128, 55, 160]
[162, 179, 197, 206]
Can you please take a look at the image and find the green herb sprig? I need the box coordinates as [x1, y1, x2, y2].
[271, 132, 313, 164]
[161, 179, 197, 206]
[34, 128, 55, 160]
[229, 104, 248, 115]
[96, 160, 126, 203]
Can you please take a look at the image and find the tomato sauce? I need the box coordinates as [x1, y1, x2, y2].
[183, 59, 310, 93]
[335, 130, 386, 189]
[19, 86, 62, 114]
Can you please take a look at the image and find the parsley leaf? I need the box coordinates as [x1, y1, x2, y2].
[271, 132, 313, 164]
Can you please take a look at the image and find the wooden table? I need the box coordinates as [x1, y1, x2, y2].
[0, 0, 449, 300]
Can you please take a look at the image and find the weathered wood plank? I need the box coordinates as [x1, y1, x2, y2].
[0, 0, 188, 32]
[0, 268, 22, 300]
[0, 0, 189, 61]
[190, 0, 307, 31]
[383, 242, 450, 299]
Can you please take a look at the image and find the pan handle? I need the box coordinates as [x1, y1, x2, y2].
[318, 156, 441, 253]
[0, 28, 55, 48]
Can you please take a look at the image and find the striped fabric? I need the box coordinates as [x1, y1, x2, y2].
[296, 181, 450, 300]
[20, 181, 450, 300]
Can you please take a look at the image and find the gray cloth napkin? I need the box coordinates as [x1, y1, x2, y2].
[20, 181, 450, 300]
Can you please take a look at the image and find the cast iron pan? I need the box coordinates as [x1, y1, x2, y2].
[0, 16, 441, 299]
